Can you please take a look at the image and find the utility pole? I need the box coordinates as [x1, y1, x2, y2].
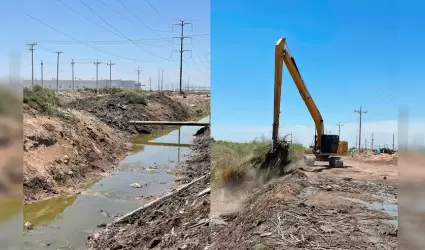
[365, 138, 367, 151]
[336, 122, 344, 138]
[354, 105, 367, 153]
[136, 67, 141, 90]
[371, 133, 374, 150]
[157, 69, 160, 91]
[173, 20, 192, 95]
[55, 51, 62, 92]
[392, 134, 395, 151]
[107, 61, 115, 88]
[149, 77, 152, 91]
[94, 59, 101, 93]
[40, 60, 44, 87]
[161, 69, 164, 91]
[27, 42, 37, 87]
[71, 59, 75, 91]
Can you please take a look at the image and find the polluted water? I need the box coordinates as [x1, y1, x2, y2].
[19, 117, 209, 250]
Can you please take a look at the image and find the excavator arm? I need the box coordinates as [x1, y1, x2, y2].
[272, 38, 324, 152]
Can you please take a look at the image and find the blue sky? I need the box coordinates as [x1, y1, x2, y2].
[0, 0, 210, 90]
[211, 0, 424, 147]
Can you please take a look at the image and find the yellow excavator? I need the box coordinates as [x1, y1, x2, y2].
[272, 38, 348, 168]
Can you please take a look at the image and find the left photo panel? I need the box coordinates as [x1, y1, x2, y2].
[1, 0, 210, 249]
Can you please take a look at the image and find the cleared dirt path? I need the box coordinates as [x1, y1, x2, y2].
[211, 157, 399, 249]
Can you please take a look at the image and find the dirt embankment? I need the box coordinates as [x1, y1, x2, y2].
[0, 87, 23, 199]
[23, 91, 210, 204]
[70, 92, 209, 134]
[211, 159, 398, 249]
[354, 151, 398, 166]
[87, 127, 211, 250]
[0, 118, 22, 199]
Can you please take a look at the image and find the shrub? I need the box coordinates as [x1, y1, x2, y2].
[0, 87, 21, 120]
[212, 136, 306, 185]
[23, 85, 61, 115]
[113, 91, 148, 105]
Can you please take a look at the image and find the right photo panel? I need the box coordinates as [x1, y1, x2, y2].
[210, 0, 417, 249]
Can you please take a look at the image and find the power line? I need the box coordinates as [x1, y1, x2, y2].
[117, 0, 203, 77]
[354, 105, 367, 153]
[77, 0, 172, 61]
[116, 0, 195, 78]
[95, 0, 171, 33]
[25, 13, 165, 63]
[118, 0, 175, 43]
[32, 34, 210, 44]
[55, 0, 206, 77]
[335, 83, 398, 128]
[56, 0, 125, 39]
[144, 0, 171, 24]
[56, 0, 195, 77]
[37, 44, 55, 53]
[189, 36, 210, 72]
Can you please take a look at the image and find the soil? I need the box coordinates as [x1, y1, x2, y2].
[211, 158, 399, 250]
[0, 117, 23, 199]
[87, 127, 211, 250]
[70, 92, 210, 135]
[23, 91, 210, 204]
[354, 151, 398, 166]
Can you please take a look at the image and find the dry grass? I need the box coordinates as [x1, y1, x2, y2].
[212, 135, 305, 186]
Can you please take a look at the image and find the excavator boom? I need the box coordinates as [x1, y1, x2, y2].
[273, 38, 323, 152]
[272, 38, 347, 167]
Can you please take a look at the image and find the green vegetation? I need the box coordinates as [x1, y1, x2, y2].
[0, 87, 21, 120]
[23, 85, 61, 115]
[183, 90, 210, 96]
[81, 87, 146, 95]
[380, 147, 396, 155]
[253, 243, 267, 250]
[82, 87, 149, 105]
[212, 136, 305, 185]
[114, 91, 148, 105]
[82, 87, 209, 98]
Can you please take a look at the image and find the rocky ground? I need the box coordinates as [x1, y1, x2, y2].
[87, 127, 211, 250]
[211, 158, 399, 250]
[23, 91, 210, 204]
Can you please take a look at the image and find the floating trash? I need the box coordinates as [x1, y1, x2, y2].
[130, 183, 142, 188]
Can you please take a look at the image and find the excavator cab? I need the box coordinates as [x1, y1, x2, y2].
[320, 134, 339, 154]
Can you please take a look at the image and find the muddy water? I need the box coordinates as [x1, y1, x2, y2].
[21, 117, 209, 250]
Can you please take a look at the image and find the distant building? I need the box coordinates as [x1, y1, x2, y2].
[22, 79, 141, 91]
